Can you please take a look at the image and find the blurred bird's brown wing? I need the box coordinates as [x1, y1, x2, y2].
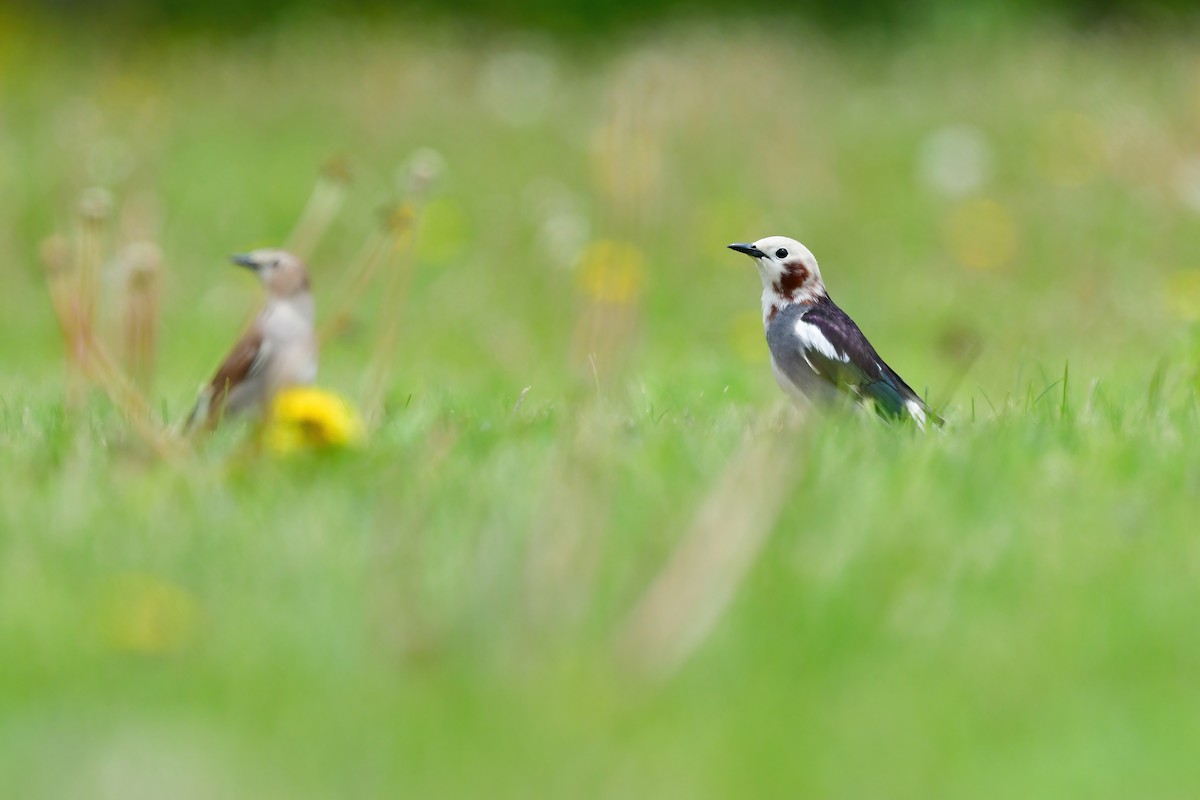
[209, 325, 267, 397]
[187, 325, 266, 430]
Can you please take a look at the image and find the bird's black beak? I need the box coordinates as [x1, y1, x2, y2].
[728, 243, 766, 259]
[231, 253, 258, 271]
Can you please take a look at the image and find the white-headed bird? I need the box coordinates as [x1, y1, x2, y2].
[187, 249, 317, 430]
[728, 236, 941, 427]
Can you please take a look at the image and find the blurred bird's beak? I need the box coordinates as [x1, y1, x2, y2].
[728, 243, 766, 259]
[231, 254, 258, 271]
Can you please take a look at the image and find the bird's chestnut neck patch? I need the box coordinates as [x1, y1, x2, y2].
[773, 262, 810, 300]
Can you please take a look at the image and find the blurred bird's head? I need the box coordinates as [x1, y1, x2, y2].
[231, 250, 310, 299]
[728, 236, 825, 304]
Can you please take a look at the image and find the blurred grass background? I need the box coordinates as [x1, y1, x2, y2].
[4, 1, 1200, 797]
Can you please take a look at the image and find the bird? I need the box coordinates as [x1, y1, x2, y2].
[727, 236, 941, 427]
[187, 249, 318, 430]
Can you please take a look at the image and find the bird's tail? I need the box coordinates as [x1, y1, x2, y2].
[183, 384, 221, 433]
[867, 371, 944, 429]
[906, 395, 944, 430]
[183, 390, 208, 433]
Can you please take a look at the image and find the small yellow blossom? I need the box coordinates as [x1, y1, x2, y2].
[266, 387, 364, 455]
[577, 239, 646, 305]
[102, 574, 200, 655]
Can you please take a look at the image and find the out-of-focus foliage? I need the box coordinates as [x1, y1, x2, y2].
[6, 11, 1200, 799]
[8, 0, 1200, 33]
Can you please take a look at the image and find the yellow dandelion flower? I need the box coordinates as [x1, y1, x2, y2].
[265, 387, 364, 455]
[577, 239, 646, 305]
[101, 574, 201, 656]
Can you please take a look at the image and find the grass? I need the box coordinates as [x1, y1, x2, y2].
[4, 14, 1200, 798]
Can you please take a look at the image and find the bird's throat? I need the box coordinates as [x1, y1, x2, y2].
[761, 287, 822, 328]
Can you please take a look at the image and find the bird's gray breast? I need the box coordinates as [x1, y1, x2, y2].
[765, 304, 839, 404]
[259, 298, 319, 391]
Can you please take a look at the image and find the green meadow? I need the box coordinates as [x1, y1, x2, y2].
[3, 16, 1200, 797]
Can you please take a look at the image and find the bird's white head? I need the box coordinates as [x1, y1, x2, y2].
[728, 236, 825, 323]
[231, 249, 311, 299]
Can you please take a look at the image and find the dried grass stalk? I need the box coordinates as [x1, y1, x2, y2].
[614, 429, 796, 680]
[120, 241, 162, 393]
[287, 157, 352, 261]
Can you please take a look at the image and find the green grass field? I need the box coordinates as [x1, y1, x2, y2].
[4, 16, 1200, 798]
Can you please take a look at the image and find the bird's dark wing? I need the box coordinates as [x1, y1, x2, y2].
[186, 324, 267, 430]
[795, 296, 940, 425]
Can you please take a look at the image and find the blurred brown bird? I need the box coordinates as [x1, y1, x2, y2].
[187, 249, 318, 430]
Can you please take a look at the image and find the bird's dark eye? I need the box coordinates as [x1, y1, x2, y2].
[775, 248, 788, 259]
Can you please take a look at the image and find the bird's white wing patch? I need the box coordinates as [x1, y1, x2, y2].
[905, 398, 927, 427]
[793, 319, 847, 369]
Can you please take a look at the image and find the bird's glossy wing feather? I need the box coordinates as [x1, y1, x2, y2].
[794, 297, 938, 424]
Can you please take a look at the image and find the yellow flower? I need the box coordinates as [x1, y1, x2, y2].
[577, 239, 646, 305]
[266, 387, 364, 455]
